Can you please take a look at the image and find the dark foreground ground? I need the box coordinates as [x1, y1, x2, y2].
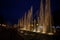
[0, 26, 60, 40]
[0, 26, 24, 40]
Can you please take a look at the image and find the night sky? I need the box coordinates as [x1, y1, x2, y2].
[0, 0, 60, 24]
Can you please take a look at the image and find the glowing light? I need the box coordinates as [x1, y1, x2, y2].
[2, 24, 6, 27]
[23, 25, 26, 30]
[37, 29, 40, 33]
[23, 28, 26, 30]
[42, 31, 46, 34]
[36, 24, 39, 26]
[47, 33, 54, 35]
[33, 29, 36, 32]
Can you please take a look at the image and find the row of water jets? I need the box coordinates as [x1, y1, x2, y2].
[18, 0, 56, 35]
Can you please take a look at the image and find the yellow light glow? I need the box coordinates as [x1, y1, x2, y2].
[47, 33, 54, 35]
[23, 27, 26, 30]
[33, 29, 36, 32]
[37, 30, 40, 33]
[42, 31, 46, 34]
[36, 24, 39, 26]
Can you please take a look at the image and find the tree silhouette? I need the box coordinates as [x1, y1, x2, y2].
[53, 10, 60, 26]
[0, 16, 4, 24]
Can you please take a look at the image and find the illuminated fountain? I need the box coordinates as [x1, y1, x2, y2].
[26, 6, 33, 31]
[43, 0, 54, 35]
[38, 0, 44, 33]
[18, 0, 56, 35]
[18, 6, 33, 31]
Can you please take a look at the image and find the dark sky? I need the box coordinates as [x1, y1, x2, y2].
[0, 0, 60, 24]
